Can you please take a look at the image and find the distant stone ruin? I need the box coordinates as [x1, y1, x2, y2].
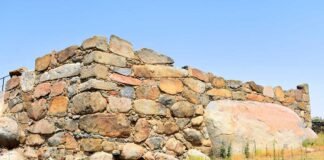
[0, 35, 316, 159]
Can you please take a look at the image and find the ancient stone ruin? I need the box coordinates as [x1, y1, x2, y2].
[0, 35, 317, 159]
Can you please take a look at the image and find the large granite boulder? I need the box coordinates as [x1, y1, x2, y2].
[205, 100, 317, 156]
[0, 117, 19, 149]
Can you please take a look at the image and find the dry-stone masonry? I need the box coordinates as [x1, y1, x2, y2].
[0, 35, 316, 159]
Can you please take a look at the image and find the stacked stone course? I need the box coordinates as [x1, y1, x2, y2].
[1, 35, 312, 159]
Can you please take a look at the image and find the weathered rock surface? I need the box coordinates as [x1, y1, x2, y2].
[28, 119, 56, 135]
[136, 48, 174, 64]
[109, 35, 136, 59]
[90, 152, 113, 160]
[71, 92, 106, 115]
[84, 51, 126, 67]
[107, 96, 132, 113]
[0, 117, 19, 148]
[57, 46, 78, 63]
[79, 79, 118, 92]
[0, 150, 25, 160]
[81, 63, 108, 80]
[133, 65, 188, 78]
[121, 143, 145, 160]
[171, 101, 195, 118]
[82, 36, 108, 51]
[110, 73, 142, 86]
[21, 71, 35, 92]
[40, 63, 81, 82]
[159, 79, 184, 94]
[79, 113, 131, 138]
[205, 100, 317, 155]
[134, 99, 167, 116]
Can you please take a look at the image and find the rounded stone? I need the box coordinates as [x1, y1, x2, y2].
[159, 79, 184, 94]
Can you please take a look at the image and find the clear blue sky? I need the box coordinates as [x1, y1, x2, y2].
[0, 0, 323, 118]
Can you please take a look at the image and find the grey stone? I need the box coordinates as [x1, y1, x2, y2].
[40, 63, 81, 82]
[227, 80, 242, 89]
[67, 84, 78, 98]
[120, 86, 135, 99]
[111, 67, 132, 76]
[84, 51, 126, 67]
[48, 132, 65, 146]
[20, 71, 35, 92]
[0, 117, 19, 149]
[184, 128, 203, 146]
[176, 118, 190, 129]
[145, 137, 164, 150]
[79, 79, 118, 92]
[136, 48, 174, 64]
[81, 36, 108, 51]
[159, 94, 176, 106]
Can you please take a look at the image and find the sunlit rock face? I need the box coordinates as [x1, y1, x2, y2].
[205, 100, 317, 156]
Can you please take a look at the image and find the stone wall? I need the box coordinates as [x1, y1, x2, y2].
[0, 35, 313, 159]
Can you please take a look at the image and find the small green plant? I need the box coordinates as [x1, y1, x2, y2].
[227, 143, 232, 158]
[220, 142, 227, 158]
[244, 141, 250, 159]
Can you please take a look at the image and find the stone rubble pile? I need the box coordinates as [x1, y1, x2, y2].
[0, 35, 312, 159]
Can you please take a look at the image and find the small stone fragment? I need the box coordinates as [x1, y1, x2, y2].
[226, 80, 242, 89]
[191, 116, 204, 126]
[90, 152, 113, 160]
[211, 77, 226, 88]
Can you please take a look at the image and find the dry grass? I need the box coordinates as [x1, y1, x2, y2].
[212, 134, 324, 160]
